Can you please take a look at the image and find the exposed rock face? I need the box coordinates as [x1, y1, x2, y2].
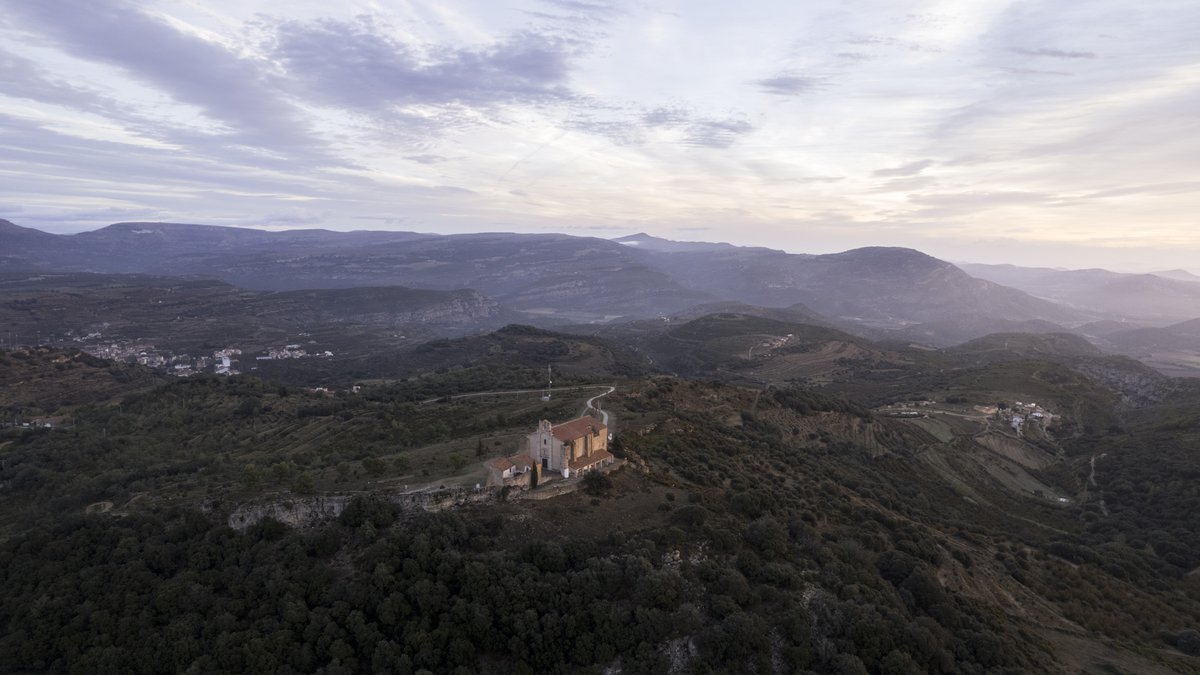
[1067, 358, 1176, 409]
[224, 470, 615, 530]
[350, 292, 501, 326]
[227, 496, 352, 530]
[226, 485, 505, 531]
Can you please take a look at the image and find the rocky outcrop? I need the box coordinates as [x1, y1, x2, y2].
[1066, 357, 1176, 409]
[223, 468, 621, 531]
[351, 291, 501, 326]
[226, 485, 505, 531]
[227, 495, 352, 530]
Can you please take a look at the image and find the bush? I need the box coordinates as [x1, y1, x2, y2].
[1176, 629, 1200, 656]
[583, 470, 612, 496]
[670, 505, 707, 528]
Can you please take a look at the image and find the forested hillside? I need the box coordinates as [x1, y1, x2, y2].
[1, 343, 1198, 673]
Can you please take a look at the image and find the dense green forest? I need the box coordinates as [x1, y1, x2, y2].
[0, 359, 590, 523]
[1, 347, 1199, 673]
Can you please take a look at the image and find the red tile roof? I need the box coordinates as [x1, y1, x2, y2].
[508, 454, 535, 470]
[489, 454, 535, 473]
[568, 449, 613, 471]
[551, 415, 605, 443]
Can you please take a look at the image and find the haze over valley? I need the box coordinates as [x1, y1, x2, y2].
[5, 218, 1200, 377]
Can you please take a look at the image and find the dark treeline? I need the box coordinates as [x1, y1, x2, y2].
[0, 495, 1044, 675]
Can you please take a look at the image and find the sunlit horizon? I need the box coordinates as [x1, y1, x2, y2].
[2, 0, 1198, 273]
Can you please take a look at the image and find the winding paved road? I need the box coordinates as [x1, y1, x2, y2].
[418, 383, 618, 432]
[583, 386, 616, 426]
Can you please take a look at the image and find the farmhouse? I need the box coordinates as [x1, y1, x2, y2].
[486, 453, 537, 488]
[525, 415, 613, 478]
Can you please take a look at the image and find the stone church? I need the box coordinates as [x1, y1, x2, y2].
[525, 414, 613, 478]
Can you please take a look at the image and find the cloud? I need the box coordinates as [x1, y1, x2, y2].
[0, 112, 316, 196]
[0, 48, 121, 116]
[873, 159, 935, 177]
[792, 176, 844, 184]
[754, 73, 822, 96]
[540, 0, 619, 13]
[1000, 66, 1070, 77]
[1012, 47, 1096, 59]
[352, 216, 410, 226]
[406, 154, 451, 165]
[268, 18, 577, 110]
[845, 34, 940, 53]
[910, 191, 1053, 206]
[1084, 182, 1200, 200]
[1, 0, 327, 161]
[566, 116, 643, 145]
[641, 106, 692, 128]
[870, 175, 939, 193]
[434, 185, 477, 196]
[681, 118, 754, 149]
[533, 0, 624, 22]
[902, 191, 1062, 219]
[644, 107, 755, 148]
[259, 208, 329, 226]
[572, 105, 755, 149]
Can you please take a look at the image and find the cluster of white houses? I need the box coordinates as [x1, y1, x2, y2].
[486, 414, 614, 488]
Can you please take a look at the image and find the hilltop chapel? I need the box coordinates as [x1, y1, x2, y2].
[485, 414, 613, 488]
[525, 414, 613, 478]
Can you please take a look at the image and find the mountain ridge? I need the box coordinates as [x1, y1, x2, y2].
[0, 219, 1106, 344]
[962, 262, 1200, 323]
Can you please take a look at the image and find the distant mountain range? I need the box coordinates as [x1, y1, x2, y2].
[1152, 269, 1200, 284]
[0, 220, 1081, 330]
[3, 220, 1198, 357]
[960, 262, 1200, 324]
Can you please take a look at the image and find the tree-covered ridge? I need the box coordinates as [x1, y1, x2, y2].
[0, 358, 588, 525]
[1, 350, 1198, 673]
[622, 380, 1200, 659]
[0, 347, 161, 412]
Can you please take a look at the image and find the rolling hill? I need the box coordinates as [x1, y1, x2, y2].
[637, 312, 907, 385]
[1099, 318, 1200, 377]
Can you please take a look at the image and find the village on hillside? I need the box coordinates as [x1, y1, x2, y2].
[79, 337, 333, 378]
[876, 397, 1057, 440]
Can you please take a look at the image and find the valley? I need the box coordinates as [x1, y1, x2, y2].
[2, 305, 1199, 672]
[1, 221, 1198, 674]
[6, 220, 1199, 376]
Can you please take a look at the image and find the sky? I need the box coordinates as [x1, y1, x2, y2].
[1, 0, 1198, 272]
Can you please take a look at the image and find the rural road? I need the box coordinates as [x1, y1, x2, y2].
[418, 384, 613, 405]
[418, 383, 618, 432]
[583, 386, 616, 426]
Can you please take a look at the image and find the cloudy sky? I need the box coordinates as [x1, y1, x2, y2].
[1, 0, 1198, 271]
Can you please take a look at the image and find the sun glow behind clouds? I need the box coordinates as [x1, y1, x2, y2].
[0, 0, 1197, 271]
